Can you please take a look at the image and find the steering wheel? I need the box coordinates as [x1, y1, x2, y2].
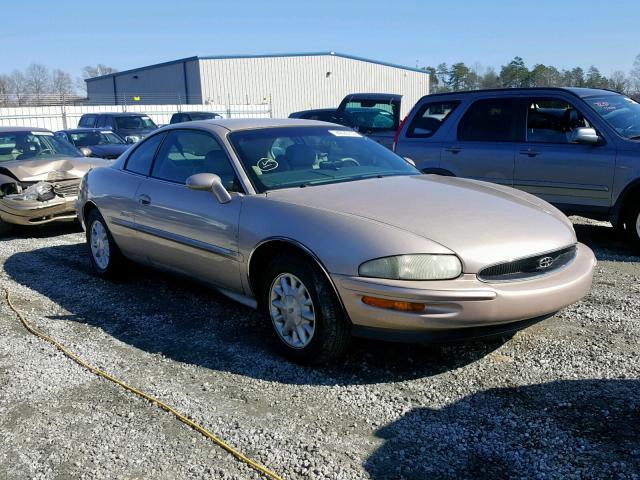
[340, 157, 360, 167]
[39, 148, 53, 155]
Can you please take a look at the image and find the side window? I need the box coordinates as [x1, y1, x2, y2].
[341, 99, 399, 131]
[407, 101, 460, 138]
[79, 115, 96, 127]
[124, 132, 165, 175]
[526, 98, 591, 143]
[151, 130, 239, 191]
[96, 116, 112, 128]
[458, 98, 521, 142]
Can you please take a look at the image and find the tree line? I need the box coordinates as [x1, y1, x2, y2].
[0, 64, 118, 107]
[424, 54, 640, 96]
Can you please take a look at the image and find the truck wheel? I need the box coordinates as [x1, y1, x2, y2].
[261, 253, 350, 364]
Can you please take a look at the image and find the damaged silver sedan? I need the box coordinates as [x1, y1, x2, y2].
[0, 127, 110, 235]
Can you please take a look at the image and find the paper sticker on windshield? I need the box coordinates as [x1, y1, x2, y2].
[329, 130, 362, 138]
[31, 131, 53, 136]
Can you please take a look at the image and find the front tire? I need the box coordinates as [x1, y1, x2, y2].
[0, 218, 13, 237]
[623, 199, 640, 250]
[86, 209, 125, 278]
[261, 253, 350, 364]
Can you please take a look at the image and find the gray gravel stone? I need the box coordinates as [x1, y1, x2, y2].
[0, 219, 638, 479]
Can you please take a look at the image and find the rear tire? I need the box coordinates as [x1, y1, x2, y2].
[623, 200, 640, 251]
[261, 253, 351, 364]
[0, 218, 13, 237]
[86, 209, 125, 278]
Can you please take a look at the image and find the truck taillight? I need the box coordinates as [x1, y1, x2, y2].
[392, 115, 408, 152]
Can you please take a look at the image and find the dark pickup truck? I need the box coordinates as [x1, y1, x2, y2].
[289, 93, 401, 149]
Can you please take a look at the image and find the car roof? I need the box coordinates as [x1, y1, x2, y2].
[177, 111, 220, 115]
[424, 87, 623, 100]
[0, 126, 51, 133]
[345, 93, 402, 100]
[81, 112, 149, 116]
[170, 117, 339, 132]
[57, 128, 114, 133]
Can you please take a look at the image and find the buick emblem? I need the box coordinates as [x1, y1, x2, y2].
[538, 256, 554, 269]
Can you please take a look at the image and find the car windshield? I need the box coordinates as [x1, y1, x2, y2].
[70, 131, 125, 146]
[585, 94, 640, 140]
[0, 131, 82, 162]
[114, 116, 157, 130]
[228, 126, 419, 192]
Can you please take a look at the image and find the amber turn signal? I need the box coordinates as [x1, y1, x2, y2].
[362, 296, 427, 313]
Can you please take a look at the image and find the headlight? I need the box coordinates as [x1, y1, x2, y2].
[125, 135, 140, 144]
[359, 254, 462, 280]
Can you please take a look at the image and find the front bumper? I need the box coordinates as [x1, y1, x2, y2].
[0, 195, 78, 226]
[332, 242, 596, 338]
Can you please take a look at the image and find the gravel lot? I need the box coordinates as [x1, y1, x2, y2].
[0, 218, 639, 479]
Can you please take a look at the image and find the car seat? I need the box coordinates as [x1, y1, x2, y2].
[284, 144, 316, 169]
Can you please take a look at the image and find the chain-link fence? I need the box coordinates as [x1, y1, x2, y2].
[0, 94, 273, 131]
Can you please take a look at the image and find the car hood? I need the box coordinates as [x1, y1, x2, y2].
[0, 156, 111, 182]
[266, 174, 577, 272]
[86, 144, 129, 158]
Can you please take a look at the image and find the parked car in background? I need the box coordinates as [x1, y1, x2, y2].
[77, 118, 595, 364]
[170, 111, 222, 124]
[78, 112, 157, 143]
[393, 87, 640, 248]
[288, 108, 338, 122]
[55, 128, 129, 159]
[0, 127, 109, 236]
[290, 93, 402, 148]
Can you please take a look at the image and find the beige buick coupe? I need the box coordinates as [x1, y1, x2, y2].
[77, 119, 596, 363]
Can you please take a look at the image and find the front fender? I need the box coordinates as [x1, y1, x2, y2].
[238, 195, 454, 277]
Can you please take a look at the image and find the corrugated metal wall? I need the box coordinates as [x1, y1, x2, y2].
[87, 59, 201, 105]
[198, 55, 429, 117]
[86, 54, 430, 117]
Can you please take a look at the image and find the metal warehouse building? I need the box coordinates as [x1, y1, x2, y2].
[85, 52, 430, 117]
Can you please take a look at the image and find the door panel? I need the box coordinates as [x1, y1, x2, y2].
[134, 180, 243, 290]
[514, 97, 616, 208]
[440, 142, 515, 185]
[441, 97, 523, 185]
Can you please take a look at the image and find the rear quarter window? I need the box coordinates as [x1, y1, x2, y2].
[407, 101, 460, 138]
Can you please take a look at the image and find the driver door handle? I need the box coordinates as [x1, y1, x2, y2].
[137, 194, 151, 205]
[519, 149, 539, 157]
[445, 146, 462, 154]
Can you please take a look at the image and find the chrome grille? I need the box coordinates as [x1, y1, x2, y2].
[478, 245, 577, 282]
[52, 178, 81, 197]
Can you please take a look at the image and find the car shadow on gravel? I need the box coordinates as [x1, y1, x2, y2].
[573, 223, 640, 262]
[365, 379, 640, 479]
[6, 243, 511, 386]
[1, 222, 83, 241]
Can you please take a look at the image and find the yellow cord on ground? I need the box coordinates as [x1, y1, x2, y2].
[5, 289, 283, 480]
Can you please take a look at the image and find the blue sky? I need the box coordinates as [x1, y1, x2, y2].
[4, 0, 639, 77]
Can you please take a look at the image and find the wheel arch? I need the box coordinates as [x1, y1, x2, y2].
[247, 237, 350, 321]
[612, 178, 640, 228]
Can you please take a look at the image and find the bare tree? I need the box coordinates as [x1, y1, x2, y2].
[630, 54, 640, 95]
[9, 70, 28, 106]
[0, 74, 11, 107]
[25, 63, 51, 105]
[609, 70, 629, 94]
[81, 64, 118, 79]
[51, 69, 74, 100]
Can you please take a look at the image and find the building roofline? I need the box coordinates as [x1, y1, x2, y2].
[85, 56, 199, 82]
[85, 52, 428, 82]
[198, 52, 428, 73]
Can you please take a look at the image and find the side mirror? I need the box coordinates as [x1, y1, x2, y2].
[80, 147, 92, 157]
[570, 127, 601, 145]
[124, 136, 139, 144]
[186, 173, 232, 204]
